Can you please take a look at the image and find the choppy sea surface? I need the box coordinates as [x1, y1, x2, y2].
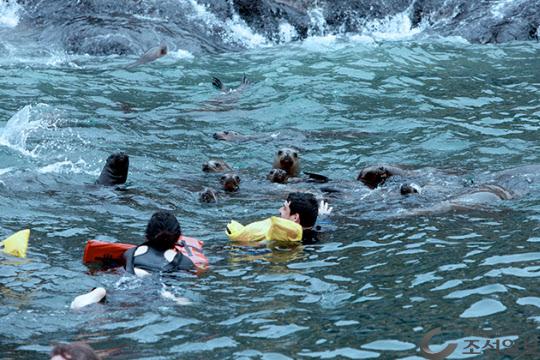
[1, 5, 540, 359]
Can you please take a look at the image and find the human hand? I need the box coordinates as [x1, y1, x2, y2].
[318, 200, 333, 215]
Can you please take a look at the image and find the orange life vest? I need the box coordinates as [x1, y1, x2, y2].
[83, 236, 208, 273]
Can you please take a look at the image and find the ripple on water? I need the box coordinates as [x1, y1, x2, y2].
[170, 336, 238, 353]
[361, 339, 416, 351]
[460, 298, 507, 318]
[299, 347, 380, 359]
[444, 284, 507, 299]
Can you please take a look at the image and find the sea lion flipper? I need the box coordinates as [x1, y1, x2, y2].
[212, 77, 225, 90]
[304, 171, 329, 183]
[241, 73, 249, 85]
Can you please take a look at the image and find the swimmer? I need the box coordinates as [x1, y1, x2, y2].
[123, 211, 199, 276]
[279, 192, 333, 244]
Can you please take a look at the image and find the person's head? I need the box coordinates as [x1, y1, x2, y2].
[144, 211, 182, 252]
[279, 192, 318, 228]
[50, 342, 99, 360]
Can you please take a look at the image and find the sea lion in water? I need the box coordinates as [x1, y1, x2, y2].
[357, 165, 406, 189]
[96, 152, 129, 186]
[125, 42, 168, 69]
[213, 130, 245, 141]
[199, 187, 218, 203]
[267, 168, 289, 184]
[220, 173, 241, 192]
[202, 159, 232, 173]
[400, 183, 421, 195]
[212, 74, 250, 93]
[273, 148, 300, 177]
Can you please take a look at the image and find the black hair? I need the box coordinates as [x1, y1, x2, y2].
[286, 192, 318, 228]
[51, 342, 100, 360]
[144, 211, 182, 252]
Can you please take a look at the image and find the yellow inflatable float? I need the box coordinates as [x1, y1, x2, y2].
[226, 216, 302, 243]
[0, 229, 30, 258]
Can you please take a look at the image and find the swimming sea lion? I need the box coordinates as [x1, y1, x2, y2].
[198, 187, 218, 203]
[220, 173, 241, 192]
[202, 159, 232, 173]
[213, 130, 257, 142]
[400, 183, 421, 195]
[96, 152, 129, 186]
[357, 165, 406, 189]
[273, 148, 300, 177]
[267, 168, 289, 184]
[212, 74, 250, 93]
[125, 42, 168, 69]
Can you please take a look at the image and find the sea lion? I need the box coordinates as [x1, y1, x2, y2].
[221, 173, 241, 192]
[267, 168, 289, 184]
[400, 183, 421, 195]
[96, 152, 129, 186]
[212, 74, 250, 93]
[125, 42, 168, 69]
[213, 131, 240, 141]
[198, 187, 218, 203]
[357, 165, 406, 189]
[202, 159, 232, 173]
[273, 148, 300, 177]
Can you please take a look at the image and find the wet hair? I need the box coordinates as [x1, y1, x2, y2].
[144, 211, 182, 252]
[287, 192, 318, 228]
[50, 342, 100, 360]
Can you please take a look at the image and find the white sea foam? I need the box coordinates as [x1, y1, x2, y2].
[278, 22, 299, 43]
[186, 0, 267, 48]
[307, 7, 328, 37]
[171, 49, 195, 60]
[0, 167, 12, 176]
[0, 0, 21, 28]
[491, 0, 517, 18]
[38, 159, 90, 175]
[362, 11, 422, 41]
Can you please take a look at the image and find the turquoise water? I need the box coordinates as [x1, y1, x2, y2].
[1, 38, 540, 359]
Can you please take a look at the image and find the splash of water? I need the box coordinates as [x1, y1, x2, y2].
[0, 104, 88, 161]
[186, 0, 267, 48]
[0, 0, 21, 28]
[278, 22, 299, 43]
[308, 7, 328, 37]
[362, 10, 423, 41]
[491, 0, 517, 18]
[0, 104, 47, 157]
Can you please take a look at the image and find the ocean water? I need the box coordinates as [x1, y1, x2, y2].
[1, 3, 540, 359]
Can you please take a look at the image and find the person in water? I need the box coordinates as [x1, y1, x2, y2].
[279, 192, 332, 244]
[123, 211, 196, 277]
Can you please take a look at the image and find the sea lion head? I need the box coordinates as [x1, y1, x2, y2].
[199, 188, 218, 203]
[400, 183, 421, 195]
[273, 147, 300, 177]
[159, 42, 168, 56]
[202, 159, 232, 173]
[267, 168, 288, 184]
[96, 152, 129, 186]
[220, 173, 241, 192]
[213, 130, 241, 141]
[357, 165, 393, 189]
